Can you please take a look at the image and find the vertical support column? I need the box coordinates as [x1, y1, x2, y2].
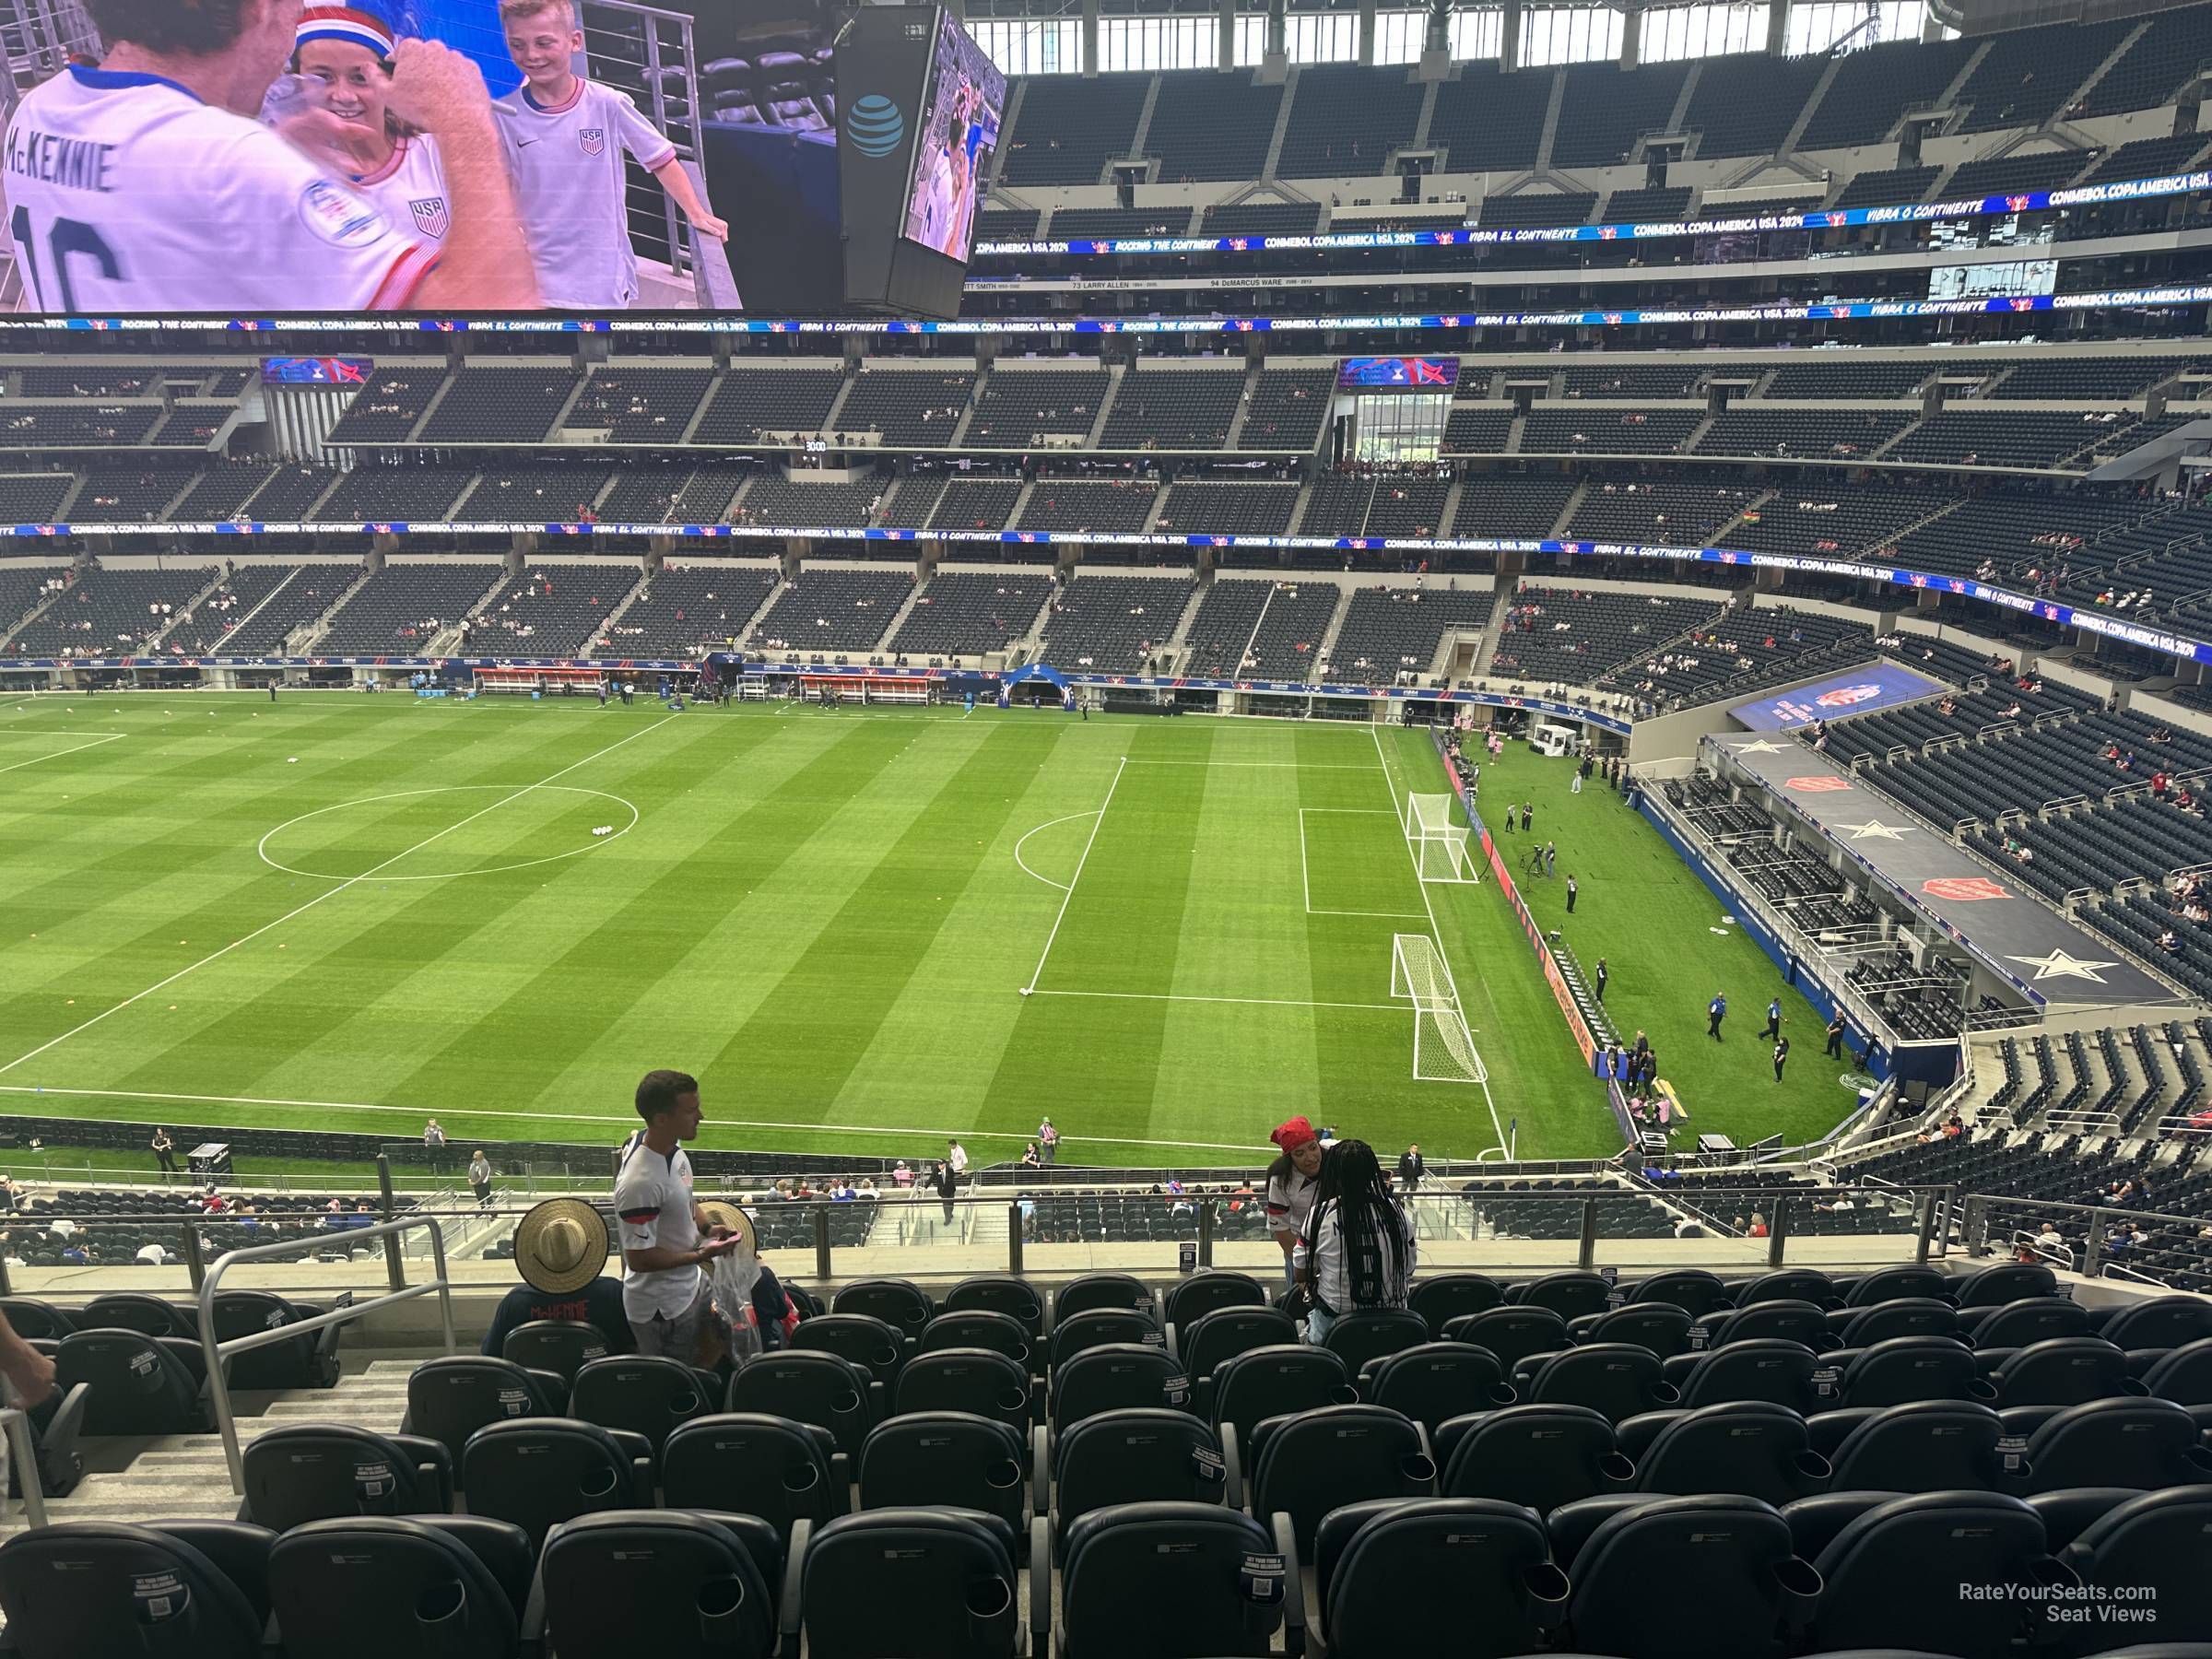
[1426, 0, 1452, 56]
[1082, 0, 1100, 75]
[1220, 0, 1237, 69]
[375, 1154, 406, 1294]
[1008, 1204, 1025, 1273]
[1500, 0, 1524, 70]
[1619, 6, 1641, 68]
[1268, 0, 1287, 59]
[1576, 1199, 1598, 1270]
[1359, 0, 1377, 64]
[1766, 0, 1790, 56]
[813, 1203, 833, 1281]
[1766, 1196, 1790, 1268]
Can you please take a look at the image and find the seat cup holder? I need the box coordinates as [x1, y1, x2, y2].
[966, 1575, 1014, 1620]
[987, 1459, 1023, 1491]
[1488, 1383, 1518, 1406]
[1598, 1452, 1637, 1486]
[1651, 1382, 1683, 1406]
[1526, 1560, 1571, 1608]
[1794, 1450, 1833, 1484]
[1967, 1377, 2000, 1403]
[1401, 1453, 1438, 1484]
[1774, 1555, 1823, 1624]
[1329, 1383, 1361, 1406]
[783, 1462, 822, 1493]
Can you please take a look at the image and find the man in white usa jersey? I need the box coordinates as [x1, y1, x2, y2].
[494, 0, 726, 310]
[4, 0, 537, 313]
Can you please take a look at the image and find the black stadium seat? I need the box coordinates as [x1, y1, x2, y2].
[460, 1418, 653, 1549]
[793, 1312, 907, 1386]
[1178, 1306, 1300, 1392]
[1963, 1296, 2093, 1348]
[55, 1329, 210, 1435]
[240, 1423, 452, 1530]
[896, 1347, 1034, 1432]
[1521, 1343, 1678, 1421]
[1210, 1345, 1353, 1444]
[1801, 1490, 2059, 1653]
[1247, 1404, 1435, 1549]
[1630, 1268, 1732, 1319]
[1161, 1270, 1267, 1330]
[728, 1349, 880, 1458]
[401, 1356, 566, 1482]
[833, 1277, 934, 1339]
[1559, 1495, 1818, 1659]
[660, 1412, 848, 1540]
[1050, 1343, 1189, 1430]
[1052, 1407, 1236, 1535]
[1673, 1338, 1820, 1411]
[500, 1318, 614, 1383]
[1843, 1265, 1950, 1306]
[0, 1521, 273, 1659]
[1441, 1403, 1635, 1513]
[1360, 1341, 1513, 1431]
[1833, 1297, 1961, 1347]
[79, 1293, 194, 1339]
[1571, 1303, 1692, 1357]
[2058, 1486, 2212, 1647]
[1819, 1399, 2011, 1491]
[0, 1299, 76, 1341]
[1314, 1497, 1567, 1659]
[1734, 1268, 1841, 1309]
[797, 1509, 1039, 1659]
[267, 1515, 527, 1659]
[1051, 1308, 1160, 1370]
[208, 1290, 341, 1390]
[1445, 1307, 1571, 1371]
[1408, 1274, 1504, 1327]
[1697, 1300, 1831, 1350]
[1956, 1262, 2059, 1308]
[2021, 1398, 2212, 1493]
[2144, 1337, 2212, 1409]
[2100, 1297, 2212, 1351]
[1054, 1273, 1153, 1324]
[921, 1310, 1036, 1373]
[537, 1510, 783, 1659]
[857, 1411, 1030, 1541]
[1320, 1308, 1429, 1372]
[1840, 1335, 1991, 1406]
[569, 1354, 719, 1454]
[1629, 1401, 1831, 1504]
[1506, 1271, 1610, 1321]
[940, 1275, 1045, 1337]
[1059, 1501, 1284, 1659]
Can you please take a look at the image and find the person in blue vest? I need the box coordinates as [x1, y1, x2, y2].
[1759, 997, 1783, 1041]
[1707, 992, 1727, 1041]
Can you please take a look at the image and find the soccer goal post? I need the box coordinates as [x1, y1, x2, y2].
[1391, 933, 1488, 1086]
[1403, 792, 1477, 884]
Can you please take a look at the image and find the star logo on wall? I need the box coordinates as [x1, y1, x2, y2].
[1838, 820, 1914, 841]
[2006, 949, 2121, 984]
[1729, 739, 1792, 754]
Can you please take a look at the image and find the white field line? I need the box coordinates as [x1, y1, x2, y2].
[1124, 759, 1376, 770]
[0, 732, 124, 776]
[1012, 809, 1100, 892]
[1034, 988, 1409, 1014]
[0, 1083, 1273, 1156]
[0, 715, 677, 1079]
[1021, 756, 1125, 995]
[1371, 724, 1508, 1154]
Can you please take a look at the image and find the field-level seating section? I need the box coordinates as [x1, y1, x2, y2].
[830, 369, 977, 447]
[888, 570, 1054, 656]
[690, 367, 846, 444]
[966, 369, 1112, 449]
[1237, 368, 1335, 452]
[1095, 368, 1244, 451]
[563, 366, 716, 442]
[1178, 578, 1273, 677]
[1326, 585, 1497, 685]
[595, 566, 777, 658]
[216, 565, 359, 655]
[1015, 479, 1159, 535]
[325, 366, 449, 444]
[312, 563, 504, 656]
[1033, 572, 1194, 671]
[748, 568, 912, 655]
[159, 564, 302, 654]
[4, 565, 208, 655]
[1488, 585, 1719, 687]
[464, 569, 646, 658]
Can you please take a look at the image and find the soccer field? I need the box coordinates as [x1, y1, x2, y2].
[0, 691, 1856, 1168]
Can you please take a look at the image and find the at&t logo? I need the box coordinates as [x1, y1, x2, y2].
[847, 95, 905, 157]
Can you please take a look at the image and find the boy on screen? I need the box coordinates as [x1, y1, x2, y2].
[494, 0, 726, 310]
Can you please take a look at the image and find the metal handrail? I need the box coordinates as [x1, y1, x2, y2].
[197, 1216, 457, 1496]
[0, 1406, 46, 1530]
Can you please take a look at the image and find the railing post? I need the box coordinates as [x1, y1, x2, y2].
[1961, 1193, 1988, 1256]
[182, 1223, 206, 1294]
[1008, 1204, 1024, 1275]
[0, 1249, 10, 1299]
[2081, 1206, 2106, 1273]
[1766, 1197, 1789, 1268]
[1577, 1200, 1598, 1271]
[1196, 1198, 1214, 1268]
[376, 1155, 406, 1293]
[1913, 1189, 1941, 1265]
[813, 1202, 832, 1283]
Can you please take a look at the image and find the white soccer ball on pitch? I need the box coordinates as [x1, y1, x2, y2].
[287, 757, 298, 764]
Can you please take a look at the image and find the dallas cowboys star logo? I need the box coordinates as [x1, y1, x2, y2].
[1838, 820, 1914, 841]
[1729, 739, 1792, 754]
[2006, 948, 2120, 984]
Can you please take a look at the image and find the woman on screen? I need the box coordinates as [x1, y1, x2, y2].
[288, 6, 454, 253]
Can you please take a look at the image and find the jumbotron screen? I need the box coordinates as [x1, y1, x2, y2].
[1338, 357, 1461, 390]
[898, 11, 1005, 265]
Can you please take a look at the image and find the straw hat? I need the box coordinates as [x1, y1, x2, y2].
[696, 1200, 758, 1253]
[512, 1197, 610, 1296]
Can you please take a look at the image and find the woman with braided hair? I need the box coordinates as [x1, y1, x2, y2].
[1292, 1138, 1417, 1346]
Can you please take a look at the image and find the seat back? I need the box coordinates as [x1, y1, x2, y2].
[1161, 1271, 1266, 1331]
[1443, 1307, 1570, 1371]
[80, 1293, 193, 1338]
[1061, 1502, 1279, 1659]
[540, 1510, 778, 1659]
[1322, 1497, 1563, 1659]
[1362, 1342, 1512, 1432]
[941, 1275, 1044, 1337]
[1636, 1401, 1829, 1505]
[1051, 1308, 1161, 1370]
[2143, 1335, 2212, 1407]
[2060, 1483, 2212, 1641]
[794, 1312, 907, 1385]
[833, 1277, 933, 1339]
[1630, 1270, 1730, 1319]
[210, 1291, 333, 1391]
[500, 1319, 614, 1384]
[1407, 1274, 1503, 1328]
[268, 1516, 524, 1659]
[54, 1328, 205, 1435]
[1210, 1344, 1352, 1444]
[1841, 1335, 1986, 1407]
[402, 1355, 561, 1470]
[0, 1298, 74, 1340]
[1507, 1271, 1609, 1321]
[1321, 1308, 1430, 1372]
[1578, 1304, 1692, 1358]
[1053, 1408, 1229, 1531]
[726, 1349, 877, 1458]
[1054, 1273, 1153, 1324]
[919, 1310, 1035, 1373]
[1677, 1339, 1818, 1412]
[1182, 1307, 1298, 1384]
[896, 1347, 1032, 1432]
[242, 1423, 450, 1531]
[1837, 1297, 1959, 1347]
[1527, 1343, 1673, 1423]
[1050, 1343, 1189, 1430]
[1564, 1495, 1814, 1659]
[801, 1510, 1019, 1659]
[2023, 1396, 2212, 1493]
[1806, 1490, 2053, 1653]
[1991, 1336, 2132, 1408]
[1733, 1268, 1837, 1309]
[0, 1522, 268, 1659]
[662, 1412, 843, 1540]
[1250, 1404, 1434, 1549]
[2100, 1295, 2212, 1352]
[570, 1355, 717, 1454]
[460, 1418, 643, 1549]
[1705, 1300, 1830, 1351]
[1825, 1399, 2006, 1491]
[858, 1411, 1029, 1536]
[1971, 1296, 2092, 1349]
[1441, 1403, 1631, 1513]
[1955, 1261, 2057, 1308]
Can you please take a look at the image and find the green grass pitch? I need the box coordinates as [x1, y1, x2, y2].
[0, 690, 1859, 1168]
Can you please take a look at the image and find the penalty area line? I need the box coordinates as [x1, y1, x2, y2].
[1032, 988, 1410, 1014]
[0, 732, 125, 777]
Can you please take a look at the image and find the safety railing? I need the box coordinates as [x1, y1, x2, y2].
[1961, 1194, 2212, 1287]
[0, 1406, 47, 1530]
[197, 1215, 457, 1496]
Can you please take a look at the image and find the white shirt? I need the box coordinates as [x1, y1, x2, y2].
[1292, 1198, 1417, 1313]
[135, 1243, 168, 1265]
[1265, 1164, 1317, 1242]
[4, 64, 432, 312]
[614, 1131, 700, 1318]
[350, 133, 450, 248]
[948, 1144, 969, 1175]
[493, 77, 674, 309]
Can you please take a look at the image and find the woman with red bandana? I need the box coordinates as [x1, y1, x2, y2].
[1265, 1116, 1324, 1295]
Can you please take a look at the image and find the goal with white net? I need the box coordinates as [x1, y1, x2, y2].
[1391, 933, 1488, 1085]
[1402, 792, 1477, 884]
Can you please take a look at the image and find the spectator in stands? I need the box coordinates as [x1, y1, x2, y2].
[947, 1139, 970, 1186]
[1019, 1143, 1041, 1170]
[1396, 1144, 1424, 1193]
[467, 1149, 493, 1208]
[930, 1159, 958, 1225]
[2035, 1220, 2065, 1253]
[1038, 1117, 1059, 1166]
[613, 1068, 742, 1363]
[893, 1161, 915, 1188]
[150, 1127, 177, 1176]
[135, 1241, 169, 1265]
[481, 1196, 632, 1359]
[1292, 1139, 1416, 1345]
[1265, 1116, 1325, 1294]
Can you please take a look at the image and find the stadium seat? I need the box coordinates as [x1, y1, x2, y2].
[1053, 1273, 1154, 1324]
[54, 1329, 210, 1435]
[1733, 1267, 1841, 1309]
[1359, 1341, 1514, 1431]
[78, 1293, 194, 1339]
[1987, 1336, 2135, 1407]
[1568, 1303, 1693, 1357]
[940, 1275, 1045, 1337]
[0, 1299, 75, 1341]
[833, 1277, 934, 1340]
[660, 1412, 849, 1540]
[728, 1349, 881, 1458]
[896, 1347, 1034, 1432]
[793, 1312, 907, 1386]
[1050, 1344, 1190, 1430]
[1408, 1273, 1505, 1327]
[796, 1509, 1040, 1659]
[1832, 1297, 1961, 1347]
[920, 1309, 1037, 1374]
[2020, 1398, 2212, 1493]
[13, 1343, 88, 1498]
[240, 1423, 452, 1530]
[1801, 1490, 2059, 1653]
[1839, 1335, 1991, 1406]
[1051, 1308, 1161, 1370]
[1696, 1299, 1832, 1351]
[268, 1515, 527, 1659]
[2057, 1486, 2212, 1649]
[1956, 1262, 2059, 1308]
[1629, 1268, 1733, 1319]
[1440, 1403, 1635, 1512]
[1842, 1266, 1950, 1306]
[1059, 1501, 1285, 1659]
[207, 1290, 341, 1391]
[1629, 1401, 1831, 1504]
[1210, 1345, 1354, 1444]
[1505, 1270, 1611, 1321]
[1558, 1495, 1818, 1659]
[500, 1318, 615, 1383]
[460, 1418, 653, 1549]
[1444, 1306, 1571, 1371]
[1672, 1338, 1820, 1411]
[0, 1521, 273, 1659]
[536, 1510, 782, 1659]
[1052, 1407, 1238, 1536]
[2098, 1296, 2212, 1351]
[2143, 1337, 2212, 1407]
[401, 1356, 566, 1483]
[1819, 1400, 2011, 1492]
[857, 1411, 1030, 1542]
[1520, 1343, 1679, 1421]
[1247, 1404, 1435, 1550]
[1320, 1308, 1429, 1372]
[569, 1354, 719, 1454]
[1161, 1270, 1267, 1330]
[1314, 1497, 1567, 1659]
[1961, 1296, 2093, 1348]
[1176, 1306, 1300, 1395]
